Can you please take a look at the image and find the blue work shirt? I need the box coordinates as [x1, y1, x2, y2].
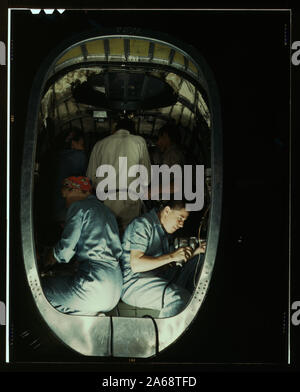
[120, 208, 173, 283]
[54, 194, 122, 267]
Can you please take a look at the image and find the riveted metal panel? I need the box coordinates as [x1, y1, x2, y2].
[86, 39, 105, 56]
[56, 46, 83, 66]
[109, 38, 125, 56]
[153, 42, 171, 62]
[129, 38, 149, 58]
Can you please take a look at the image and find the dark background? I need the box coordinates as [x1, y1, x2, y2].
[0, 1, 298, 380]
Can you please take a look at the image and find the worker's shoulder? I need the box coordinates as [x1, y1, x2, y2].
[74, 196, 114, 221]
[92, 133, 146, 152]
[128, 133, 147, 145]
[131, 209, 157, 231]
[92, 136, 111, 149]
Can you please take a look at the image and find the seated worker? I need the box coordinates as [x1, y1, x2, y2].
[146, 123, 186, 209]
[120, 198, 206, 318]
[41, 176, 123, 316]
[51, 128, 88, 224]
[155, 123, 186, 167]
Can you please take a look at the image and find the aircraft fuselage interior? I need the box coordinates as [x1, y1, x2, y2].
[3, 7, 292, 366]
[19, 28, 222, 358]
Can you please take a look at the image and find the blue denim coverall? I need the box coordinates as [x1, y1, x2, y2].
[42, 195, 123, 315]
[120, 208, 201, 318]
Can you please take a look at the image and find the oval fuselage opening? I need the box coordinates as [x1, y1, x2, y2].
[21, 29, 222, 357]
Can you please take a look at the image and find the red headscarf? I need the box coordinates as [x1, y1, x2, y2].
[63, 176, 92, 192]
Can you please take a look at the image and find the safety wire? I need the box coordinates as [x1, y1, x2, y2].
[142, 315, 159, 356]
[161, 269, 179, 309]
[193, 203, 210, 288]
[110, 315, 114, 357]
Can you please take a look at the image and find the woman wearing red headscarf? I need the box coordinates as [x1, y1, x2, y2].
[41, 176, 123, 315]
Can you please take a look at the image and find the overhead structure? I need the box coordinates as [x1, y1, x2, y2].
[40, 35, 211, 138]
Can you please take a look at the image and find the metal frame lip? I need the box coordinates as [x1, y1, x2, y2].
[55, 33, 201, 63]
[19, 26, 222, 359]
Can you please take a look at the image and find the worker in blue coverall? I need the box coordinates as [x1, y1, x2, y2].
[42, 176, 123, 316]
[120, 198, 206, 318]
